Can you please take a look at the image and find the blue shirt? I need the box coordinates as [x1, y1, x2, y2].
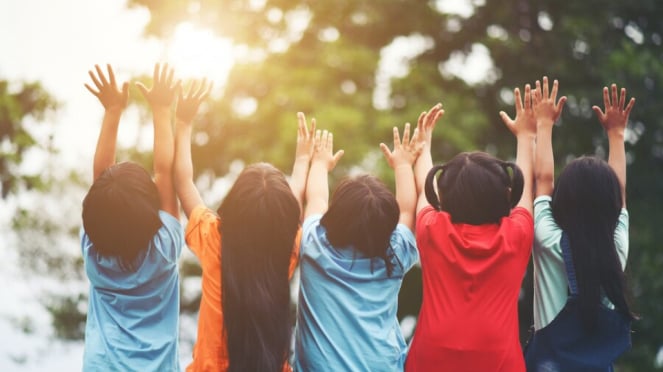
[294, 214, 419, 372]
[81, 211, 183, 372]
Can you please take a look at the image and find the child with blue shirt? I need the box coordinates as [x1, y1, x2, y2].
[81, 63, 183, 371]
[294, 123, 422, 371]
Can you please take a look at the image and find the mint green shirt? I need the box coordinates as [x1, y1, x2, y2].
[532, 196, 629, 330]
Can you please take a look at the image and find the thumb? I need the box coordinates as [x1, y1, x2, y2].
[135, 82, 149, 99]
[591, 105, 604, 119]
[332, 150, 344, 167]
[499, 111, 513, 126]
[379, 143, 391, 161]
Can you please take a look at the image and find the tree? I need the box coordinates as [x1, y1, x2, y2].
[129, 0, 663, 368]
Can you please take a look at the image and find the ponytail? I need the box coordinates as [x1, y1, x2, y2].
[500, 161, 524, 208]
[424, 165, 445, 211]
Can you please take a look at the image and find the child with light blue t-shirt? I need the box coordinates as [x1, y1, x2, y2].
[81, 63, 184, 371]
[294, 122, 422, 371]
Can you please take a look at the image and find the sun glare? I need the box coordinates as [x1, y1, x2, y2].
[166, 22, 236, 88]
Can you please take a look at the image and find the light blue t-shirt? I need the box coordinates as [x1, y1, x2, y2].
[532, 195, 629, 330]
[293, 214, 419, 372]
[81, 211, 183, 372]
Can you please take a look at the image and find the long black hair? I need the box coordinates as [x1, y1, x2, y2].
[552, 156, 636, 329]
[218, 163, 300, 372]
[82, 162, 162, 270]
[321, 174, 400, 276]
[424, 151, 523, 224]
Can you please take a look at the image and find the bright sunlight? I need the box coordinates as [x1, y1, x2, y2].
[166, 22, 236, 87]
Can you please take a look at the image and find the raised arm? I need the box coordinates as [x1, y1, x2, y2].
[135, 63, 181, 218]
[532, 77, 567, 197]
[173, 79, 212, 218]
[304, 129, 344, 218]
[84, 64, 129, 181]
[414, 103, 444, 214]
[380, 123, 423, 231]
[592, 84, 635, 208]
[499, 84, 537, 213]
[291, 112, 316, 221]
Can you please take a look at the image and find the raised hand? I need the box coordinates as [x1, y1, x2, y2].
[312, 130, 344, 171]
[416, 103, 444, 144]
[532, 76, 566, 126]
[500, 84, 536, 138]
[136, 63, 181, 108]
[296, 112, 316, 162]
[380, 123, 423, 169]
[592, 84, 635, 135]
[176, 79, 212, 123]
[85, 64, 129, 111]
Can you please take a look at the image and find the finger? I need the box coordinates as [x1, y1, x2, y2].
[297, 112, 306, 138]
[135, 82, 149, 98]
[84, 83, 99, 97]
[310, 118, 316, 138]
[107, 64, 116, 87]
[393, 126, 401, 147]
[194, 78, 207, 98]
[402, 123, 411, 144]
[535, 80, 542, 100]
[591, 105, 605, 121]
[532, 88, 540, 106]
[542, 77, 549, 100]
[173, 79, 183, 97]
[188, 80, 200, 98]
[499, 111, 514, 127]
[434, 109, 444, 122]
[550, 79, 559, 101]
[326, 131, 333, 150]
[121, 82, 129, 101]
[618, 87, 626, 110]
[379, 143, 392, 161]
[556, 96, 567, 113]
[514, 88, 522, 112]
[332, 150, 344, 167]
[611, 84, 618, 107]
[624, 97, 635, 116]
[417, 111, 426, 130]
[524, 84, 531, 110]
[165, 65, 175, 87]
[410, 127, 420, 146]
[602, 86, 610, 109]
[314, 129, 322, 148]
[160, 63, 169, 84]
[95, 64, 108, 86]
[153, 63, 160, 83]
[88, 69, 102, 90]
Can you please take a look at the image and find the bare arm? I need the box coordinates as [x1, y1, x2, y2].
[533, 77, 567, 197]
[136, 63, 181, 218]
[499, 84, 537, 213]
[84, 64, 129, 181]
[380, 123, 423, 231]
[173, 79, 213, 218]
[304, 130, 344, 218]
[592, 84, 635, 208]
[414, 104, 444, 214]
[291, 112, 315, 221]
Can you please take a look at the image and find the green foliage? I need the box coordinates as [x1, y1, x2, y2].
[0, 80, 58, 198]
[128, 0, 663, 368]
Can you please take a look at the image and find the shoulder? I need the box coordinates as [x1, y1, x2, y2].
[302, 214, 324, 238]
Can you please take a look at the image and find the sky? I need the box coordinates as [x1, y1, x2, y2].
[0, 0, 485, 369]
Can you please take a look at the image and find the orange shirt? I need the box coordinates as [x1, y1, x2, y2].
[185, 205, 300, 372]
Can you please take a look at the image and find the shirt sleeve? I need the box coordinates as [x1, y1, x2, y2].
[157, 210, 184, 261]
[415, 205, 437, 253]
[533, 195, 562, 252]
[185, 205, 221, 263]
[391, 224, 419, 273]
[614, 209, 629, 269]
[301, 214, 323, 258]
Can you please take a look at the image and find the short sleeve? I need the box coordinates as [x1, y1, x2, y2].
[614, 209, 629, 269]
[390, 224, 419, 273]
[415, 205, 438, 253]
[185, 205, 221, 263]
[156, 210, 184, 261]
[301, 214, 323, 257]
[533, 195, 562, 251]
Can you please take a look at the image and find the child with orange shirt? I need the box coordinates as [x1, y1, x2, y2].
[174, 86, 314, 371]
